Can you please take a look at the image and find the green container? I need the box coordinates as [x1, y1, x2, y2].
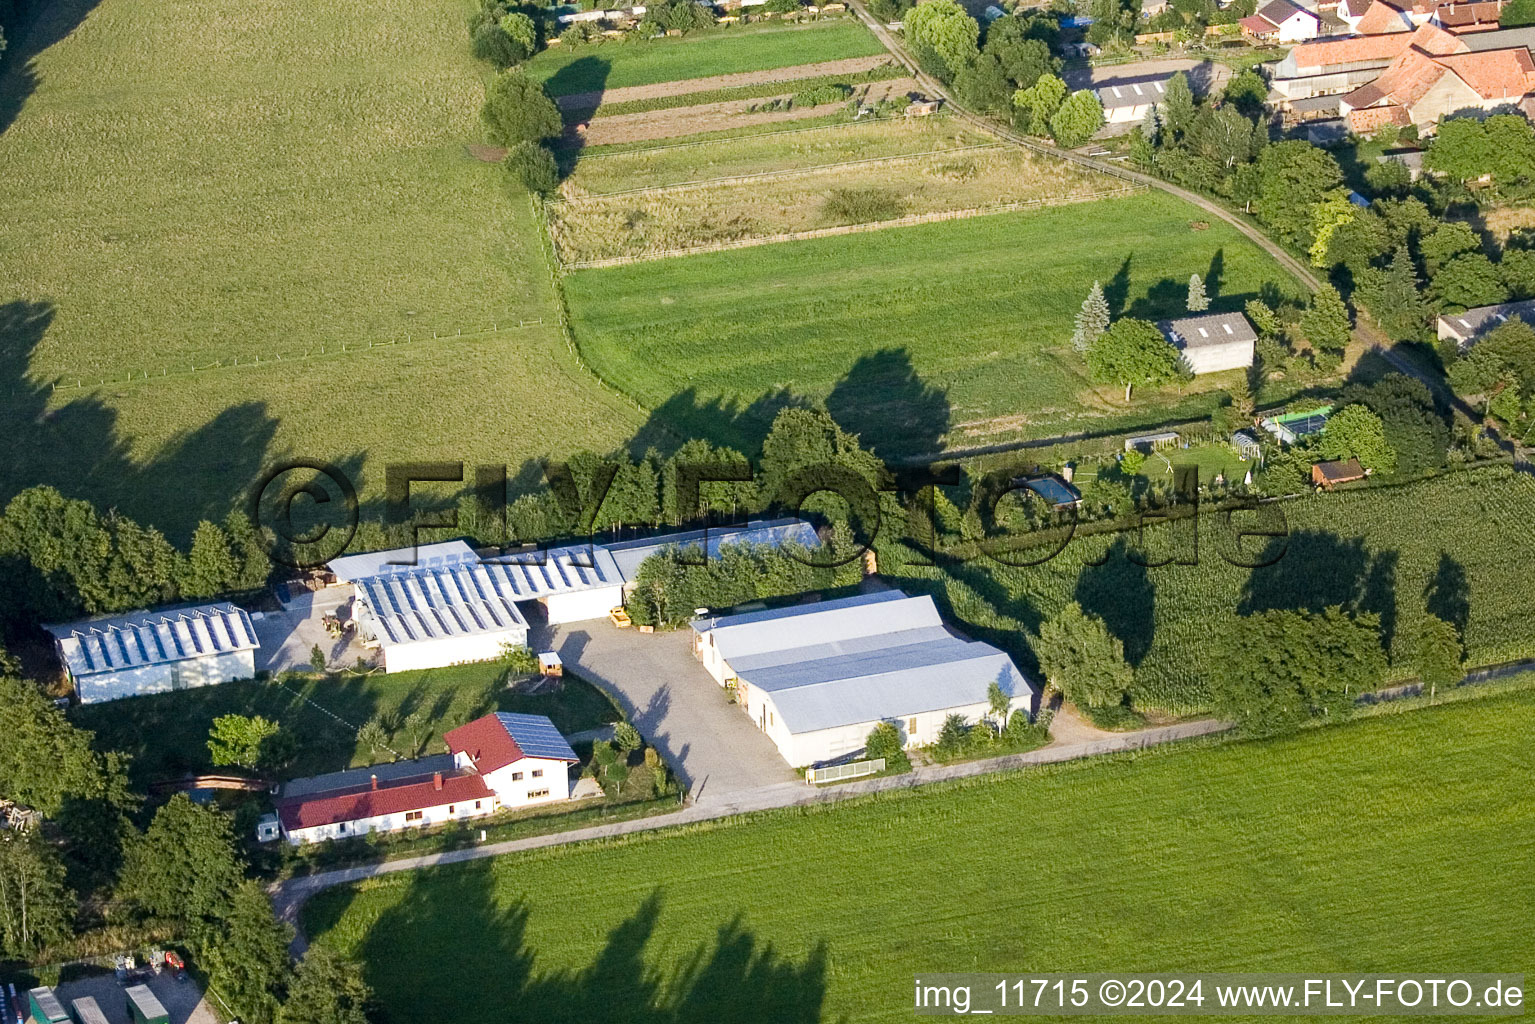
[124, 986, 169, 1024]
[27, 988, 69, 1024]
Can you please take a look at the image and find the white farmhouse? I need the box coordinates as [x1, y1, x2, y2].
[46, 603, 259, 704]
[691, 591, 1040, 767]
[269, 712, 578, 844]
[1158, 311, 1257, 375]
[1239, 0, 1321, 41]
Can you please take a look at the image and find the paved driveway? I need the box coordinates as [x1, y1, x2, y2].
[528, 621, 799, 803]
[50, 971, 217, 1024]
[251, 587, 367, 675]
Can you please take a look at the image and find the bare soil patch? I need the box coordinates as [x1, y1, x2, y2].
[466, 143, 507, 163]
[555, 55, 896, 111]
[564, 78, 918, 147]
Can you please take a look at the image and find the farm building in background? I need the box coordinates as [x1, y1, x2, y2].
[1436, 299, 1535, 346]
[1240, 0, 1320, 42]
[335, 540, 627, 671]
[691, 591, 1040, 767]
[1095, 74, 1171, 124]
[46, 603, 259, 704]
[268, 712, 578, 844]
[1158, 311, 1257, 375]
[605, 518, 820, 595]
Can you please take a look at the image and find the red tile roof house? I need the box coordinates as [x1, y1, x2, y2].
[1340, 31, 1535, 132]
[1240, 0, 1321, 41]
[268, 712, 578, 844]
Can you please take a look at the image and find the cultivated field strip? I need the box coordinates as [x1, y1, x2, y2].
[553, 54, 897, 111]
[550, 145, 1123, 264]
[562, 116, 997, 196]
[558, 143, 1006, 200]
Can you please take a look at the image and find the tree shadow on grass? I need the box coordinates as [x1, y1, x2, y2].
[0, 0, 107, 136]
[826, 348, 950, 461]
[338, 861, 834, 1024]
[0, 299, 284, 544]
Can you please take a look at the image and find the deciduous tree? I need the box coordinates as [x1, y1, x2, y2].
[207, 715, 282, 770]
[1410, 613, 1462, 700]
[1087, 317, 1183, 400]
[1033, 602, 1133, 710]
[481, 68, 562, 147]
[1049, 89, 1104, 149]
[903, 0, 980, 79]
[202, 881, 294, 1024]
[1318, 403, 1397, 473]
[277, 946, 375, 1024]
[0, 832, 75, 957]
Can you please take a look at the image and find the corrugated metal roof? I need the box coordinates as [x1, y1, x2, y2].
[45, 603, 259, 678]
[726, 624, 956, 674]
[328, 540, 478, 582]
[697, 592, 1039, 735]
[694, 591, 934, 662]
[763, 647, 1031, 735]
[354, 543, 623, 648]
[604, 519, 820, 582]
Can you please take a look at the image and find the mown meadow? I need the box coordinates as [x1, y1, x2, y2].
[885, 465, 1535, 714]
[525, 20, 887, 96]
[564, 190, 1308, 458]
[0, 0, 645, 538]
[302, 685, 1535, 1023]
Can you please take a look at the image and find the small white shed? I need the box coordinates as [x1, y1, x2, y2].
[1159, 311, 1258, 375]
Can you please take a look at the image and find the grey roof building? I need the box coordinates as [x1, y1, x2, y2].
[1436, 299, 1535, 347]
[604, 518, 820, 584]
[1158, 311, 1258, 375]
[691, 591, 1040, 766]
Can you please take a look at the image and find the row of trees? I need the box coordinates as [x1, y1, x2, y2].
[0, 677, 374, 1021]
[899, 1, 1108, 145]
[0, 487, 270, 640]
[627, 535, 863, 626]
[1029, 597, 1466, 738]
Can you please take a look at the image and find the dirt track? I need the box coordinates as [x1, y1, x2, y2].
[564, 77, 918, 146]
[555, 54, 896, 111]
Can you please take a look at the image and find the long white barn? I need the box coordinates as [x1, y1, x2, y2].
[692, 591, 1040, 767]
[46, 603, 259, 703]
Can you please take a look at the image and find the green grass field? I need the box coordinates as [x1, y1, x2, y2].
[526, 21, 886, 96]
[885, 466, 1535, 714]
[302, 686, 1535, 1023]
[0, 0, 645, 539]
[562, 117, 996, 196]
[74, 663, 620, 786]
[564, 191, 1306, 458]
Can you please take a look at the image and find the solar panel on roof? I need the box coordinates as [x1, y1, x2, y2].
[495, 712, 578, 761]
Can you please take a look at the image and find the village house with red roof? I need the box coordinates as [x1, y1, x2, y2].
[259, 712, 579, 844]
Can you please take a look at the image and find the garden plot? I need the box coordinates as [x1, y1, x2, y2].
[554, 54, 897, 112]
[550, 144, 1115, 263]
[562, 77, 918, 146]
[562, 116, 996, 197]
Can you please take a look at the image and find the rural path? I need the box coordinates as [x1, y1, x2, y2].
[268, 714, 1230, 929]
[556, 54, 896, 111]
[843, 0, 1324, 295]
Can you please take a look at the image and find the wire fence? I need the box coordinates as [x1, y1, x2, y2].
[46, 318, 547, 393]
[557, 186, 1144, 269]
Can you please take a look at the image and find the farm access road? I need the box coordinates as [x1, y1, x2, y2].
[270, 711, 1228, 932]
[842, 0, 1323, 295]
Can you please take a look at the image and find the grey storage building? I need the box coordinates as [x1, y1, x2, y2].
[692, 591, 1041, 766]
